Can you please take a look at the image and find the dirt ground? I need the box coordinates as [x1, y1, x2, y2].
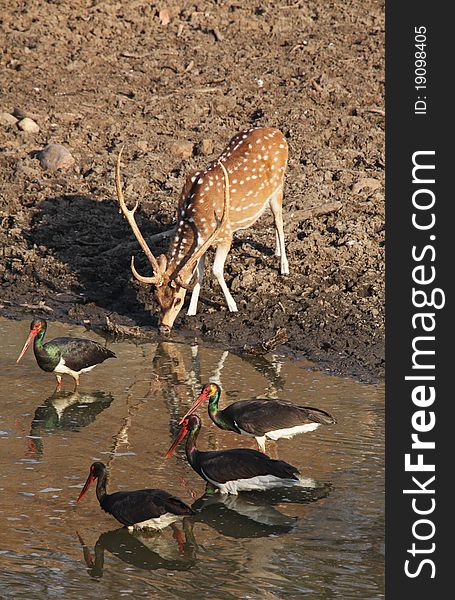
[0, 0, 384, 382]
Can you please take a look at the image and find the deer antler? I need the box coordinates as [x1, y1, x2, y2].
[115, 147, 162, 284]
[173, 161, 231, 289]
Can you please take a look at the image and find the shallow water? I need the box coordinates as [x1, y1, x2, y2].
[0, 317, 384, 598]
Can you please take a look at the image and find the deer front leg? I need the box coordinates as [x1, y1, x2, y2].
[187, 254, 206, 316]
[213, 242, 238, 312]
[270, 189, 289, 275]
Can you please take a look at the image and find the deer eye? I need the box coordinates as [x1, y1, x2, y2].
[174, 298, 182, 306]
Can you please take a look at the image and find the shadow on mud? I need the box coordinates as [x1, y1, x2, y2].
[26, 194, 163, 324]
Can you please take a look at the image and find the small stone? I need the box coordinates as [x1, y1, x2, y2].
[17, 117, 40, 133]
[159, 8, 170, 26]
[0, 112, 18, 126]
[12, 107, 28, 119]
[13, 107, 40, 121]
[170, 140, 194, 159]
[212, 28, 224, 42]
[196, 138, 214, 156]
[36, 144, 75, 171]
[135, 140, 148, 152]
[352, 178, 382, 195]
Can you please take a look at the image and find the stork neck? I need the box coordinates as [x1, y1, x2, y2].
[208, 397, 234, 431]
[185, 425, 200, 467]
[95, 471, 108, 503]
[33, 330, 59, 371]
[207, 391, 224, 425]
[33, 330, 46, 354]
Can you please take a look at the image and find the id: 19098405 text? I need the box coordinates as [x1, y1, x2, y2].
[414, 26, 427, 115]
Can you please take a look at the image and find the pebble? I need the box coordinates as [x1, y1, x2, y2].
[352, 178, 382, 195]
[170, 140, 193, 159]
[196, 138, 214, 156]
[135, 140, 148, 152]
[0, 112, 18, 126]
[36, 144, 75, 171]
[17, 117, 40, 133]
[13, 107, 40, 121]
[12, 107, 28, 119]
[159, 8, 170, 26]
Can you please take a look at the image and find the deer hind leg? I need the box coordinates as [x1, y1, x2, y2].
[213, 242, 238, 312]
[187, 254, 206, 316]
[270, 189, 289, 275]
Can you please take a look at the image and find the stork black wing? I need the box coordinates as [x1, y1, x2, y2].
[102, 489, 193, 527]
[199, 448, 300, 484]
[222, 399, 335, 435]
[46, 337, 116, 372]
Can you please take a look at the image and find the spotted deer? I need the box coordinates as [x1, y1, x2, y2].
[116, 127, 289, 333]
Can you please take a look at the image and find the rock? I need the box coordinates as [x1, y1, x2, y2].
[17, 117, 40, 133]
[352, 178, 382, 195]
[12, 107, 28, 119]
[36, 144, 75, 171]
[196, 138, 214, 156]
[159, 8, 170, 26]
[13, 107, 40, 121]
[241, 271, 255, 287]
[135, 140, 148, 152]
[0, 112, 18, 126]
[170, 140, 193, 159]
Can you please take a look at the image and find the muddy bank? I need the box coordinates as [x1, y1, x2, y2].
[0, 0, 384, 382]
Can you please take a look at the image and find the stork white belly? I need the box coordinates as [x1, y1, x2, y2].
[265, 423, 320, 440]
[201, 468, 313, 495]
[127, 513, 181, 531]
[54, 357, 97, 377]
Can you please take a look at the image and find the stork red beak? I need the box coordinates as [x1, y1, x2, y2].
[165, 421, 189, 458]
[179, 388, 210, 424]
[16, 330, 37, 364]
[77, 472, 95, 503]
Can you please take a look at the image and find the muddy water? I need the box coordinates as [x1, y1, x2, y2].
[0, 318, 384, 598]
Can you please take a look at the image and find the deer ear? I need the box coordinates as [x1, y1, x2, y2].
[158, 254, 167, 272]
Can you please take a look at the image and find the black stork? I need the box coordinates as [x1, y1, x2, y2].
[76, 462, 194, 530]
[179, 383, 336, 453]
[165, 415, 315, 495]
[16, 319, 116, 389]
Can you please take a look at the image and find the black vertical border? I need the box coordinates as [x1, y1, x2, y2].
[386, 1, 450, 595]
